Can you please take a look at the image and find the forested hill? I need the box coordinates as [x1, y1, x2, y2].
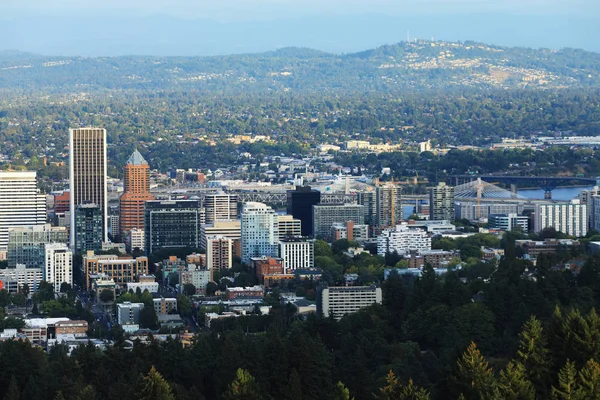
[1, 40, 600, 93]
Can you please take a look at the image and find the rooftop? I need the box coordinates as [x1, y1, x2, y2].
[126, 149, 148, 166]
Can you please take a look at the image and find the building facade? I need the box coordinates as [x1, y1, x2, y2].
[534, 200, 587, 237]
[277, 215, 302, 239]
[376, 184, 403, 227]
[312, 204, 365, 239]
[74, 204, 104, 253]
[430, 182, 455, 221]
[69, 128, 108, 246]
[331, 221, 369, 242]
[124, 228, 145, 253]
[117, 302, 144, 326]
[241, 202, 279, 264]
[287, 186, 321, 236]
[317, 284, 382, 320]
[488, 213, 529, 231]
[0, 265, 43, 293]
[44, 243, 73, 293]
[455, 202, 525, 221]
[0, 171, 46, 251]
[84, 252, 149, 289]
[7, 224, 68, 268]
[179, 265, 213, 294]
[205, 235, 233, 270]
[144, 200, 205, 255]
[204, 193, 238, 224]
[200, 220, 241, 250]
[377, 224, 432, 256]
[279, 237, 315, 272]
[153, 297, 177, 315]
[119, 150, 155, 238]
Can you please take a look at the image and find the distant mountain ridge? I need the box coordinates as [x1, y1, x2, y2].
[1, 40, 600, 93]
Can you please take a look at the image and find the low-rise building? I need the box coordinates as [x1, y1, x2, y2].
[179, 265, 213, 294]
[226, 285, 264, 300]
[126, 279, 160, 294]
[331, 221, 369, 242]
[488, 213, 529, 231]
[516, 239, 580, 257]
[117, 302, 144, 326]
[316, 284, 382, 320]
[252, 256, 284, 280]
[279, 237, 314, 273]
[55, 320, 88, 338]
[377, 224, 431, 256]
[0, 265, 43, 293]
[84, 251, 148, 290]
[153, 297, 178, 315]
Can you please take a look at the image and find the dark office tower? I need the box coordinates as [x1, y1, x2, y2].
[74, 204, 103, 253]
[430, 182, 455, 221]
[144, 200, 205, 255]
[287, 186, 321, 237]
[357, 190, 377, 226]
[69, 128, 107, 247]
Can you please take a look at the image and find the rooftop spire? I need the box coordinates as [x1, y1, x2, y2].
[125, 149, 148, 166]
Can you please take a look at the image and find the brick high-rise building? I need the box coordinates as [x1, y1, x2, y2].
[119, 150, 154, 238]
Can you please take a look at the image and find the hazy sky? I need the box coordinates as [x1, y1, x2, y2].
[2, 0, 598, 20]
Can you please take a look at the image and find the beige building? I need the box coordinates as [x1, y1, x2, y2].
[83, 251, 148, 289]
[206, 235, 233, 270]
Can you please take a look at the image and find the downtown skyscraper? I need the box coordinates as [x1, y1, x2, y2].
[69, 128, 108, 247]
[119, 150, 154, 238]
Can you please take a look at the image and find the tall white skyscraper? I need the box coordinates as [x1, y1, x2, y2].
[69, 128, 108, 247]
[241, 202, 279, 264]
[204, 193, 238, 224]
[44, 243, 73, 293]
[0, 171, 46, 251]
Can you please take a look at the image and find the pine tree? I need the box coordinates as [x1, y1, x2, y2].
[516, 316, 550, 395]
[138, 366, 175, 400]
[54, 391, 67, 400]
[5, 375, 20, 400]
[285, 369, 303, 400]
[378, 371, 430, 400]
[576, 359, 600, 400]
[551, 361, 578, 400]
[497, 361, 535, 400]
[378, 371, 399, 400]
[452, 342, 497, 400]
[332, 382, 354, 400]
[224, 368, 261, 400]
[76, 385, 99, 400]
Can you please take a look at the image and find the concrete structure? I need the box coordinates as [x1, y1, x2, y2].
[516, 239, 580, 257]
[375, 184, 403, 227]
[534, 200, 587, 237]
[331, 221, 369, 242]
[117, 302, 144, 326]
[406, 249, 459, 268]
[455, 201, 525, 221]
[204, 193, 238, 224]
[126, 280, 159, 294]
[488, 213, 529, 231]
[0, 265, 43, 293]
[406, 219, 456, 233]
[108, 214, 120, 239]
[226, 285, 265, 300]
[591, 195, 600, 231]
[119, 150, 154, 237]
[241, 202, 279, 264]
[287, 186, 321, 237]
[357, 190, 377, 226]
[144, 200, 205, 254]
[153, 297, 177, 315]
[377, 224, 431, 256]
[179, 265, 213, 294]
[69, 128, 108, 246]
[7, 224, 68, 268]
[44, 243, 72, 293]
[53, 191, 70, 214]
[430, 182, 455, 221]
[277, 214, 302, 239]
[252, 256, 284, 281]
[84, 251, 149, 289]
[384, 267, 457, 279]
[312, 204, 365, 239]
[74, 203, 103, 253]
[200, 220, 241, 249]
[124, 228, 145, 253]
[317, 284, 382, 320]
[205, 235, 233, 269]
[0, 171, 46, 251]
[279, 237, 314, 272]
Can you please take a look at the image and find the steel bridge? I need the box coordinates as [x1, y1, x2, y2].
[451, 175, 600, 199]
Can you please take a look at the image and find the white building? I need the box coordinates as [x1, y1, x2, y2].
[126, 281, 159, 294]
[488, 213, 529, 231]
[0, 171, 46, 251]
[44, 243, 73, 293]
[206, 235, 233, 269]
[241, 202, 279, 264]
[534, 200, 587, 237]
[279, 237, 314, 273]
[201, 220, 241, 250]
[317, 285, 382, 320]
[125, 228, 145, 252]
[179, 264, 213, 294]
[204, 193, 238, 224]
[0, 265, 43, 293]
[117, 302, 144, 326]
[377, 224, 431, 256]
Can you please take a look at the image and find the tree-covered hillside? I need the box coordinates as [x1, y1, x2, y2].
[1, 40, 600, 93]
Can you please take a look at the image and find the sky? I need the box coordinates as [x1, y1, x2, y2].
[2, 0, 598, 20]
[1, 0, 598, 56]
